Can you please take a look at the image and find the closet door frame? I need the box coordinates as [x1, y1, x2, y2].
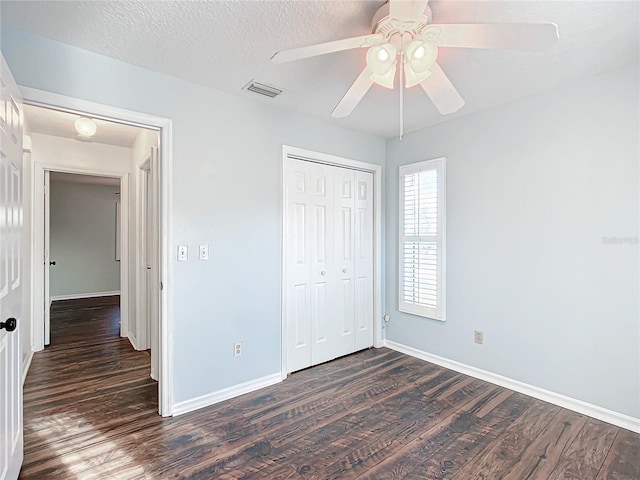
[281, 145, 383, 379]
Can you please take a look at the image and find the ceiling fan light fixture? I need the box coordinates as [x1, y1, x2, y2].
[366, 43, 397, 89]
[74, 116, 97, 138]
[370, 67, 396, 89]
[404, 64, 432, 88]
[406, 39, 438, 73]
[413, 45, 426, 59]
[404, 39, 438, 88]
[366, 43, 396, 75]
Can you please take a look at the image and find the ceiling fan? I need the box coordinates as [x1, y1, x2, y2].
[271, 0, 558, 127]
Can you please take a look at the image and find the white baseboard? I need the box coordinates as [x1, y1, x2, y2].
[128, 334, 140, 351]
[22, 350, 34, 386]
[384, 340, 640, 434]
[172, 373, 282, 417]
[51, 290, 120, 302]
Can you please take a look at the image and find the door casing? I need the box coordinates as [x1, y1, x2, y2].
[280, 145, 383, 379]
[22, 87, 174, 417]
[37, 166, 128, 344]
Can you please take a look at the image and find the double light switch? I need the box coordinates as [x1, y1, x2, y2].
[177, 245, 209, 261]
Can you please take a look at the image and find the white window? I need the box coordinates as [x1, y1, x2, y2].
[399, 158, 446, 321]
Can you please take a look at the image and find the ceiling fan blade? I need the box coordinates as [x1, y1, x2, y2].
[331, 68, 374, 118]
[419, 63, 465, 115]
[389, 0, 429, 22]
[432, 23, 559, 51]
[271, 34, 381, 64]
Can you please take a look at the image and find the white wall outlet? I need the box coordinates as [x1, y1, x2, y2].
[474, 330, 484, 345]
[199, 244, 208, 260]
[234, 342, 242, 357]
[178, 245, 188, 262]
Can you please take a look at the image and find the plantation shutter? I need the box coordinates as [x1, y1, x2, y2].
[399, 158, 446, 320]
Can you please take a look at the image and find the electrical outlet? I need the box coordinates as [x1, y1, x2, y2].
[474, 330, 484, 345]
[234, 342, 242, 357]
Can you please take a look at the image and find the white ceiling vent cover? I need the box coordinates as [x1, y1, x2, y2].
[243, 80, 283, 98]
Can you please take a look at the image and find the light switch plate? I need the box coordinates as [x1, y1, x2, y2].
[178, 245, 188, 262]
[199, 245, 208, 260]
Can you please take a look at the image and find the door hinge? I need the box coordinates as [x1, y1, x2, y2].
[160, 281, 164, 291]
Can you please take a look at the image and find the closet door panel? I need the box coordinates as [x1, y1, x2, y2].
[285, 159, 312, 372]
[354, 171, 374, 350]
[309, 163, 336, 366]
[332, 167, 356, 359]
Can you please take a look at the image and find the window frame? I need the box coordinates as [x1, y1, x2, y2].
[398, 157, 447, 321]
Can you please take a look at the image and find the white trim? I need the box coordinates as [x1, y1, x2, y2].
[280, 145, 383, 378]
[135, 154, 151, 351]
[172, 373, 282, 416]
[33, 165, 130, 343]
[50, 291, 121, 302]
[21, 87, 173, 417]
[384, 339, 640, 434]
[22, 350, 33, 386]
[128, 333, 140, 351]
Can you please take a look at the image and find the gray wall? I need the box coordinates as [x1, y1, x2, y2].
[1, 27, 386, 405]
[50, 180, 121, 297]
[385, 64, 639, 418]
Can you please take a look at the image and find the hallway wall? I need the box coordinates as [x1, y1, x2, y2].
[49, 179, 121, 299]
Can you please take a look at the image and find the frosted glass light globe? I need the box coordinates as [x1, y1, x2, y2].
[377, 48, 389, 62]
[75, 117, 97, 137]
[413, 45, 426, 60]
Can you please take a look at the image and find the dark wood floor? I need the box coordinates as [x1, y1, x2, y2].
[21, 297, 639, 479]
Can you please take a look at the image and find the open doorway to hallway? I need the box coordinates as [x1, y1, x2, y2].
[22, 103, 162, 414]
[47, 172, 122, 322]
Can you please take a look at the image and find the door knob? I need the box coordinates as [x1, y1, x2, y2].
[342, 268, 348, 273]
[1, 318, 16, 332]
[320, 271, 326, 276]
[49, 261, 56, 266]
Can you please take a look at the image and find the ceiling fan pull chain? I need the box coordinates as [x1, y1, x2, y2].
[399, 35, 404, 140]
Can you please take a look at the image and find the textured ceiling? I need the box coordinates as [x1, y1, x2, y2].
[3, 1, 639, 138]
[24, 103, 153, 148]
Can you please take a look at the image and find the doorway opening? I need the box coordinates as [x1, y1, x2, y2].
[22, 90, 172, 416]
[45, 172, 123, 343]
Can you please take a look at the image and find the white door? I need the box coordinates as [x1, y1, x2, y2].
[308, 162, 335, 366]
[332, 167, 356, 359]
[354, 171, 374, 351]
[43, 170, 50, 345]
[284, 159, 312, 372]
[0, 53, 24, 480]
[284, 158, 374, 374]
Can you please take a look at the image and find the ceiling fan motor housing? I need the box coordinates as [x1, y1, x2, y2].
[372, 3, 433, 38]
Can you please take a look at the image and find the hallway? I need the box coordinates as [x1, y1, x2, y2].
[20, 296, 157, 478]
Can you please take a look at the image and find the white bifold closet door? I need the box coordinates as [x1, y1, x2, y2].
[285, 158, 373, 374]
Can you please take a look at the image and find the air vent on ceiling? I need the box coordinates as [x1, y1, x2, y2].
[243, 80, 283, 98]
